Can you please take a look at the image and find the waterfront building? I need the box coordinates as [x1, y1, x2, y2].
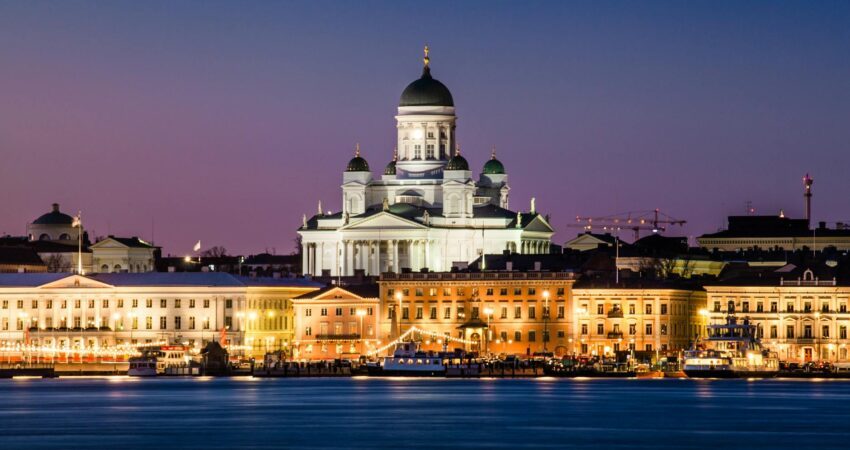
[571, 281, 705, 356]
[90, 236, 157, 273]
[297, 48, 554, 277]
[378, 271, 577, 357]
[291, 285, 381, 360]
[0, 272, 321, 360]
[704, 261, 850, 363]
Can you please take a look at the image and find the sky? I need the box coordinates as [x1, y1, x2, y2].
[1, 1, 849, 256]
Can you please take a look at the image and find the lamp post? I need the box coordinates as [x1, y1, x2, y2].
[542, 290, 550, 353]
[483, 307, 494, 355]
[18, 312, 29, 364]
[356, 309, 367, 355]
[698, 308, 709, 342]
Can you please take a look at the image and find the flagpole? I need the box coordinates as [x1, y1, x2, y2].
[75, 212, 83, 275]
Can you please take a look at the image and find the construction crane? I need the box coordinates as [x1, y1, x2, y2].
[571, 209, 687, 241]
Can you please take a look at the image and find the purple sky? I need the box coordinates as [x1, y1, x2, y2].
[1, 1, 849, 255]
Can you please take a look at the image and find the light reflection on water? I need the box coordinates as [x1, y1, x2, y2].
[0, 378, 848, 449]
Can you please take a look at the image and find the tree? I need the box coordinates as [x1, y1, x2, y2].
[201, 246, 228, 258]
[44, 253, 71, 272]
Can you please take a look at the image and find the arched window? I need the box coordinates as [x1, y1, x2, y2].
[100, 264, 109, 272]
[58, 233, 70, 240]
[113, 264, 122, 273]
[39, 234, 50, 241]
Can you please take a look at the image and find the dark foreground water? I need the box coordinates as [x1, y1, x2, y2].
[1, 377, 849, 449]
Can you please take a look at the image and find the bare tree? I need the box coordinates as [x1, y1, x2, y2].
[44, 254, 71, 272]
[201, 246, 228, 258]
[292, 235, 302, 255]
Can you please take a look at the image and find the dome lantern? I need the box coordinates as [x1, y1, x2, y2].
[346, 143, 370, 172]
[399, 46, 454, 107]
[445, 144, 469, 171]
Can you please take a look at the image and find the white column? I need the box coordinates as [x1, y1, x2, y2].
[424, 239, 431, 270]
[392, 240, 399, 273]
[316, 242, 323, 275]
[302, 242, 309, 275]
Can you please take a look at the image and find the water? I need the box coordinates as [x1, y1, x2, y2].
[0, 377, 847, 449]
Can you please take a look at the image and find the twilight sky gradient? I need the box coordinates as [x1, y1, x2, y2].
[1, 1, 849, 255]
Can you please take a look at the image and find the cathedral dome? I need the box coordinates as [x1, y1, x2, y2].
[33, 203, 74, 225]
[384, 160, 396, 175]
[399, 47, 454, 107]
[482, 149, 505, 174]
[346, 144, 370, 172]
[446, 152, 469, 171]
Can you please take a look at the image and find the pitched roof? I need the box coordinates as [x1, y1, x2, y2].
[0, 247, 46, 266]
[293, 283, 379, 299]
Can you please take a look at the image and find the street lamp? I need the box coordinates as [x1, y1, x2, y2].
[18, 312, 29, 364]
[483, 307, 494, 355]
[356, 309, 367, 355]
[542, 290, 550, 352]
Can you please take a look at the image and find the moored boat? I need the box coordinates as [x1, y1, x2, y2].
[683, 302, 779, 379]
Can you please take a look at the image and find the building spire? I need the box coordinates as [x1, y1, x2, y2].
[423, 45, 430, 67]
[421, 45, 432, 78]
[491, 146, 497, 160]
[355, 143, 360, 157]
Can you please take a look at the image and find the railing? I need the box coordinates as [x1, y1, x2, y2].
[315, 334, 361, 341]
[607, 310, 624, 319]
[607, 332, 624, 339]
[780, 277, 837, 286]
[381, 272, 575, 281]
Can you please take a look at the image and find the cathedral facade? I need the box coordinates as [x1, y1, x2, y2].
[298, 49, 554, 276]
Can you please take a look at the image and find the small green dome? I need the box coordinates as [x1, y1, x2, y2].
[483, 158, 505, 175]
[346, 144, 369, 172]
[384, 160, 397, 175]
[445, 153, 469, 171]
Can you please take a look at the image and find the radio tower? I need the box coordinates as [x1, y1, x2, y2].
[804, 173, 813, 226]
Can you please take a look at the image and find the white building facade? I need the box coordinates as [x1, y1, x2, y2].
[298, 49, 554, 276]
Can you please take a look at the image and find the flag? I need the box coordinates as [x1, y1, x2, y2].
[72, 213, 81, 228]
[193, 240, 201, 252]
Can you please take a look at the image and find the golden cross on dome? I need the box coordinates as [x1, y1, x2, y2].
[423, 45, 430, 67]
[355, 143, 360, 157]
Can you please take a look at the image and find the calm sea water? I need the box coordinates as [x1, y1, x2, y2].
[0, 377, 848, 449]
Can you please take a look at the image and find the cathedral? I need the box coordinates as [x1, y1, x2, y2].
[298, 48, 554, 276]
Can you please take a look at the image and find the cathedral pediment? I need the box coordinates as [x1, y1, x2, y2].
[340, 212, 427, 230]
[522, 215, 555, 233]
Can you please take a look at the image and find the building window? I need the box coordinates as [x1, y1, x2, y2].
[770, 325, 777, 339]
[387, 289, 395, 297]
[444, 307, 451, 319]
[841, 326, 847, 339]
[557, 330, 565, 338]
[500, 288, 508, 296]
[660, 304, 668, 315]
[786, 325, 794, 339]
[415, 288, 423, 297]
[415, 307, 423, 320]
[225, 299, 232, 309]
[335, 307, 343, 316]
[514, 331, 521, 342]
[471, 307, 479, 319]
[756, 302, 764, 312]
[457, 307, 464, 319]
[822, 325, 829, 338]
[528, 306, 536, 319]
[514, 306, 521, 319]
[645, 304, 653, 315]
[629, 324, 636, 335]
[528, 331, 536, 342]
[429, 307, 437, 320]
[786, 302, 794, 313]
[628, 304, 635, 315]
[425, 144, 434, 159]
[645, 344, 653, 352]
[596, 324, 603, 335]
[803, 325, 813, 338]
[770, 302, 778, 312]
[661, 324, 668, 335]
[367, 307, 373, 315]
[175, 317, 181, 330]
[305, 326, 312, 336]
[429, 288, 437, 296]
[528, 288, 536, 295]
[189, 317, 196, 330]
[557, 305, 565, 319]
[132, 317, 139, 330]
[486, 288, 494, 296]
[713, 301, 721, 312]
[645, 323, 653, 335]
[597, 304, 604, 315]
[160, 317, 167, 330]
[173, 299, 179, 308]
[443, 288, 451, 296]
[514, 288, 521, 296]
[321, 308, 328, 316]
[500, 306, 508, 319]
[204, 300, 210, 308]
[305, 309, 312, 317]
[402, 307, 409, 320]
[413, 145, 421, 159]
[581, 324, 588, 335]
[146, 317, 152, 330]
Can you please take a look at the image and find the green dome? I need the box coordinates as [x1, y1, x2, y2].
[483, 157, 505, 175]
[346, 144, 369, 172]
[445, 153, 469, 171]
[33, 203, 74, 225]
[384, 160, 397, 175]
[400, 68, 454, 107]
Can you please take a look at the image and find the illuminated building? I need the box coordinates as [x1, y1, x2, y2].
[0, 272, 321, 360]
[291, 285, 381, 360]
[570, 282, 705, 356]
[297, 47, 554, 277]
[704, 262, 850, 363]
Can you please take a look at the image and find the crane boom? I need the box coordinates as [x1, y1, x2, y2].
[570, 209, 686, 240]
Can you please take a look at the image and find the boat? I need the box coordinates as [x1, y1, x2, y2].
[544, 356, 635, 378]
[366, 342, 480, 377]
[128, 345, 191, 377]
[683, 302, 779, 379]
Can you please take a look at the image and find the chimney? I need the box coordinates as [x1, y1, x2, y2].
[167, 266, 176, 273]
[506, 261, 513, 271]
[533, 261, 542, 271]
[52, 203, 60, 212]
